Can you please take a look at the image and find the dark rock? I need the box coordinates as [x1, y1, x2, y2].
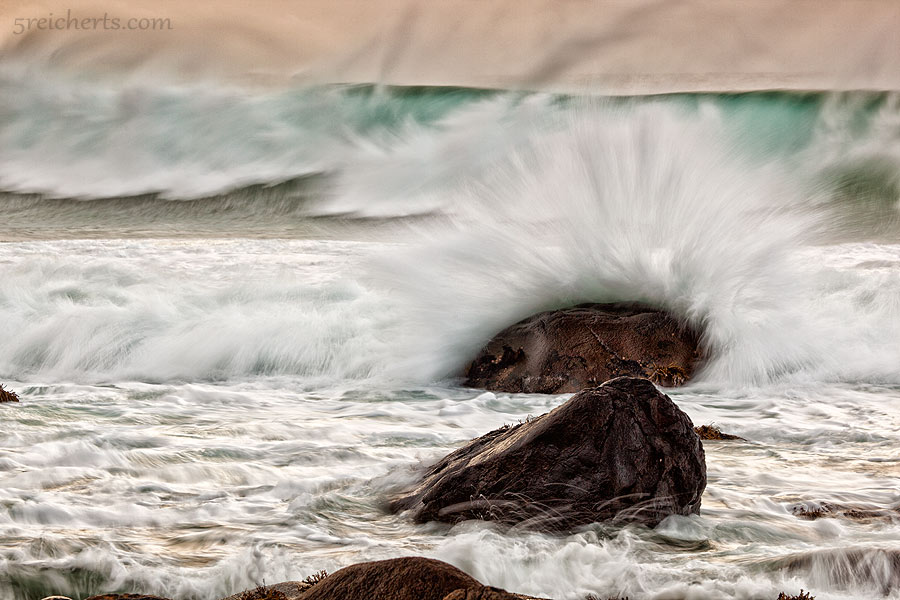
[88, 560, 547, 600]
[443, 587, 545, 599]
[221, 582, 311, 600]
[464, 303, 702, 393]
[295, 557, 520, 600]
[295, 557, 476, 600]
[391, 377, 706, 530]
[0, 384, 19, 403]
[789, 501, 899, 522]
[85, 596, 171, 600]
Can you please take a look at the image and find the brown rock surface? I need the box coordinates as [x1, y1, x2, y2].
[296, 557, 481, 600]
[443, 587, 546, 599]
[222, 582, 311, 600]
[464, 303, 701, 393]
[226, 560, 547, 600]
[392, 377, 706, 530]
[85, 595, 171, 600]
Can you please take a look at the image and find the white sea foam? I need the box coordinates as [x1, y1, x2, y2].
[2, 69, 900, 600]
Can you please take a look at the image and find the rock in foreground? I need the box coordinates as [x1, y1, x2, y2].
[85, 596, 171, 600]
[464, 302, 702, 393]
[223, 582, 311, 600]
[392, 377, 706, 530]
[84, 559, 543, 600]
[297, 557, 542, 600]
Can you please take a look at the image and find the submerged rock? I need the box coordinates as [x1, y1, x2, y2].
[0, 384, 19, 403]
[295, 557, 544, 600]
[392, 377, 706, 530]
[789, 501, 899, 522]
[464, 302, 702, 393]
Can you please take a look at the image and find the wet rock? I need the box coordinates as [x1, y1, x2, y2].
[443, 588, 545, 599]
[296, 557, 538, 600]
[789, 501, 899, 522]
[391, 377, 706, 530]
[0, 384, 19, 403]
[464, 302, 702, 393]
[694, 424, 743, 440]
[222, 582, 311, 600]
[296, 557, 475, 600]
[85, 595, 172, 600]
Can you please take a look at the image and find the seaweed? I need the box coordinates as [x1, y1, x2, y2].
[302, 570, 328, 587]
[694, 424, 743, 440]
[0, 384, 20, 403]
[777, 591, 815, 600]
[238, 585, 287, 600]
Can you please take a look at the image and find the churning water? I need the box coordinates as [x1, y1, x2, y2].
[1, 66, 899, 600]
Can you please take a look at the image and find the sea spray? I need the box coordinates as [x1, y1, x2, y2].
[359, 101, 892, 386]
[2, 95, 900, 386]
[2, 81, 900, 600]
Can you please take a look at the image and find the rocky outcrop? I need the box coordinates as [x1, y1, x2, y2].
[296, 557, 545, 600]
[464, 302, 702, 393]
[789, 501, 900, 522]
[392, 377, 706, 530]
[297, 557, 477, 600]
[0, 384, 19, 403]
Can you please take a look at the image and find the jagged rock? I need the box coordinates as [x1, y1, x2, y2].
[464, 303, 701, 393]
[392, 377, 706, 530]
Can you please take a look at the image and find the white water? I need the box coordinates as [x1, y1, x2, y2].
[1, 76, 900, 600]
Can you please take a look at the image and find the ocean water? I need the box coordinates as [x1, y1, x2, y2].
[1, 66, 900, 600]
